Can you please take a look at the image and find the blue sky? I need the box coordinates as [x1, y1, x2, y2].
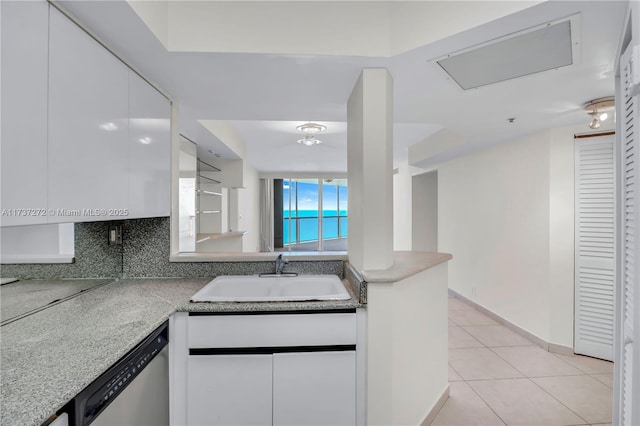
[283, 181, 347, 212]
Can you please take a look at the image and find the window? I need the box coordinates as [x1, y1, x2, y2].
[276, 178, 347, 252]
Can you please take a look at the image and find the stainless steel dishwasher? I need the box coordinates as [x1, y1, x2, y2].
[72, 322, 169, 426]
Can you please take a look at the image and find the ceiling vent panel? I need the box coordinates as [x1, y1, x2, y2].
[434, 16, 580, 90]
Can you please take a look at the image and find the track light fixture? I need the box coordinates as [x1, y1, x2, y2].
[584, 97, 614, 129]
[588, 112, 601, 129]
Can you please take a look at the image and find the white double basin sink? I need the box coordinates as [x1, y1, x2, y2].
[191, 274, 351, 302]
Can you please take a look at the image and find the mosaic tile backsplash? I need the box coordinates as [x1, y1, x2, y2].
[1, 217, 344, 279]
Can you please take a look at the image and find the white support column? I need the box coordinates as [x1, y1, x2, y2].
[347, 68, 394, 272]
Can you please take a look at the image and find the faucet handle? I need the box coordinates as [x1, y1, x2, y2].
[275, 254, 289, 274]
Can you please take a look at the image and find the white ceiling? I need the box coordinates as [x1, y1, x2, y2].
[126, 0, 541, 57]
[56, 0, 627, 174]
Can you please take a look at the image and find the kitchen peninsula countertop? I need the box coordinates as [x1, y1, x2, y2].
[361, 251, 453, 283]
[0, 277, 362, 426]
[0, 278, 112, 324]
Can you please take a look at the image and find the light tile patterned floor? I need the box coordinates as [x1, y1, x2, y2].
[431, 295, 614, 426]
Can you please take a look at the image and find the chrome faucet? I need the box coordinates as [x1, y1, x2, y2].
[275, 254, 289, 275]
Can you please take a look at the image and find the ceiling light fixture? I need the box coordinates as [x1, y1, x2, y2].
[584, 96, 614, 129]
[297, 136, 322, 146]
[296, 122, 326, 146]
[588, 112, 601, 129]
[99, 122, 118, 131]
[139, 136, 152, 144]
[296, 123, 326, 134]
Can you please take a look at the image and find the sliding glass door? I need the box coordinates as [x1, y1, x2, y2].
[278, 178, 347, 252]
[322, 179, 348, 250]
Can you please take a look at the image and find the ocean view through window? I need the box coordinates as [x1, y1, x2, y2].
[277, 178, 347, 251]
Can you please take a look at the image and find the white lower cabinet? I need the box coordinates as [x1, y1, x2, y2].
[187, 355, 273, 426]
[273, 351, 356, 426]
[176, 312, 358, 426]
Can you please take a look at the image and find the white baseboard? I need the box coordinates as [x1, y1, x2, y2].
[448, 289, 574, 356]
[421, 385, 450, 426]
[548, 342, 575, 356]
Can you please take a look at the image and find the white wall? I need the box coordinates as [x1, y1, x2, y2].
[393, 165, 412, 250]
[412, 170, 438, 252]
[366, 263, 449, 425]
[437, 126, 581, 347]
[238, 162, 260, 252]
[347, 69, 394, 271]
[548, 125, 582, 347]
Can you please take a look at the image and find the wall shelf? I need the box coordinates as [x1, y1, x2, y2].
[198, 159, 221, 172]
[197, 189, 222, 196]
[198, 174, 221, 184]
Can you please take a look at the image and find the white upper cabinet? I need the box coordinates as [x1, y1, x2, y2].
[0, 1, 49, 226]
[48, 6, 129, 223]
[1, 4, 170, 226]
[128, 71, 171, 218]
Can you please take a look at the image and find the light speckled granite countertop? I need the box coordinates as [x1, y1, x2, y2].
[0, 277, 362, 426]
[362, 251, 453, 283]
[1, 278, 112, 324]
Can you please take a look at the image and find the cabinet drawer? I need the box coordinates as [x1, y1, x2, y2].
[188, 313, 356, 348]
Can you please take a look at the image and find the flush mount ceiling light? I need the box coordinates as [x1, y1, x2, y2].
[296, 123, 326, 134]
[99, 122, 118, 131]
[296, 122, 326, 146]
[584, 96, 614, 129]
[297, 136, 322, 146]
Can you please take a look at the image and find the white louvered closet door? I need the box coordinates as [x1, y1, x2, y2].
[614, 42, 640, 426]
[575, 134, 616, 361]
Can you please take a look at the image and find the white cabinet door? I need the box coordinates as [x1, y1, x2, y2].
[127, 71, 170, 218]
[48, 7, 129, 223]
[614, 41, 640, 426]
[0, 0, 49, 226]
[574, 134, 615, 361]
[186, 355, 273, 426]
[273, 351, 356, 426]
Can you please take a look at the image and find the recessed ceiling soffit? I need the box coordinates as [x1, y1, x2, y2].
[127, 0, 542, 57]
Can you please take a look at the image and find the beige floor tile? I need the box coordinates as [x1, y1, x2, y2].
[448, 365, 463, 382]
[532, 375, 613, 424]
[430, 382, 505, 425]
[591, 374, 614, 389]
[552, 354, 614, 374]
[591, 423, 612, 426]
[492, 346, 585, 377]
[448, 319, 457, 327]
[469, 378, 586, 425]
[449, 326, 485, 349]
[463, 325, 533, 347]
[449, 309, 499, 326]
[448, 298, 474, 310]
[448, 348, 523, 380]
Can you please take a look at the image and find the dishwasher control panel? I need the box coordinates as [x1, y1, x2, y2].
[72, 322, 168, 426]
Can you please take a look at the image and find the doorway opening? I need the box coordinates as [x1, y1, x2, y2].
[412, 170, 438, 251]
